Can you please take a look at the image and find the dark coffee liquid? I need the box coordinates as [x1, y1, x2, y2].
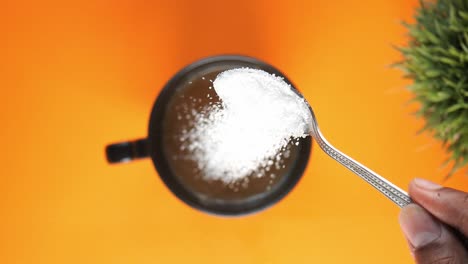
[162, 67, 301, 201]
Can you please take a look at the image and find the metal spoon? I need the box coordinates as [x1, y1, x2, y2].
[306, 107, 412, 207]
[305, 106, 468, 248]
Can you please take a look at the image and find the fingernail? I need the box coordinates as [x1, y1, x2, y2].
[399, 204, 441, 249]
[413, 178, 442, 190]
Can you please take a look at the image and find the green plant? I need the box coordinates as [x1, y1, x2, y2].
[397, 0, 468, 176]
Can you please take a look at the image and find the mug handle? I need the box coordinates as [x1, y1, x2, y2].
[105, 138, 149, 164]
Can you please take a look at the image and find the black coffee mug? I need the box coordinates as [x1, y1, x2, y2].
[105, 55, 312, 216]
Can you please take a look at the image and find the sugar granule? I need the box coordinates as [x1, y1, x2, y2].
[181, 68, 312, 183]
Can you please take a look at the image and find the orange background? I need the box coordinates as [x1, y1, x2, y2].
[3, 0, 467, 263]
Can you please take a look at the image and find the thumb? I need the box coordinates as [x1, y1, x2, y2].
[399, 204, 468, 264]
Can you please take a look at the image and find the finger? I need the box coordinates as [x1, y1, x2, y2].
[409, 178, 468, 236]
[399, 204, 468, 264]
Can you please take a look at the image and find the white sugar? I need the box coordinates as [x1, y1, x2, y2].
[182, 68, 312, 183]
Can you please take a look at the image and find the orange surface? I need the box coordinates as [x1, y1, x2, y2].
[2, 0, 467, 263]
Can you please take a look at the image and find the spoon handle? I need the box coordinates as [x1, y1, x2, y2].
[310, 127, 468, 248]
[311, 127, 412, 208]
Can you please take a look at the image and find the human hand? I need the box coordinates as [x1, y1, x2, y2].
[399, 178, 468, 263]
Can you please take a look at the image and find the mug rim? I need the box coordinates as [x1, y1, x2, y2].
[148, 54, 312, 216]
